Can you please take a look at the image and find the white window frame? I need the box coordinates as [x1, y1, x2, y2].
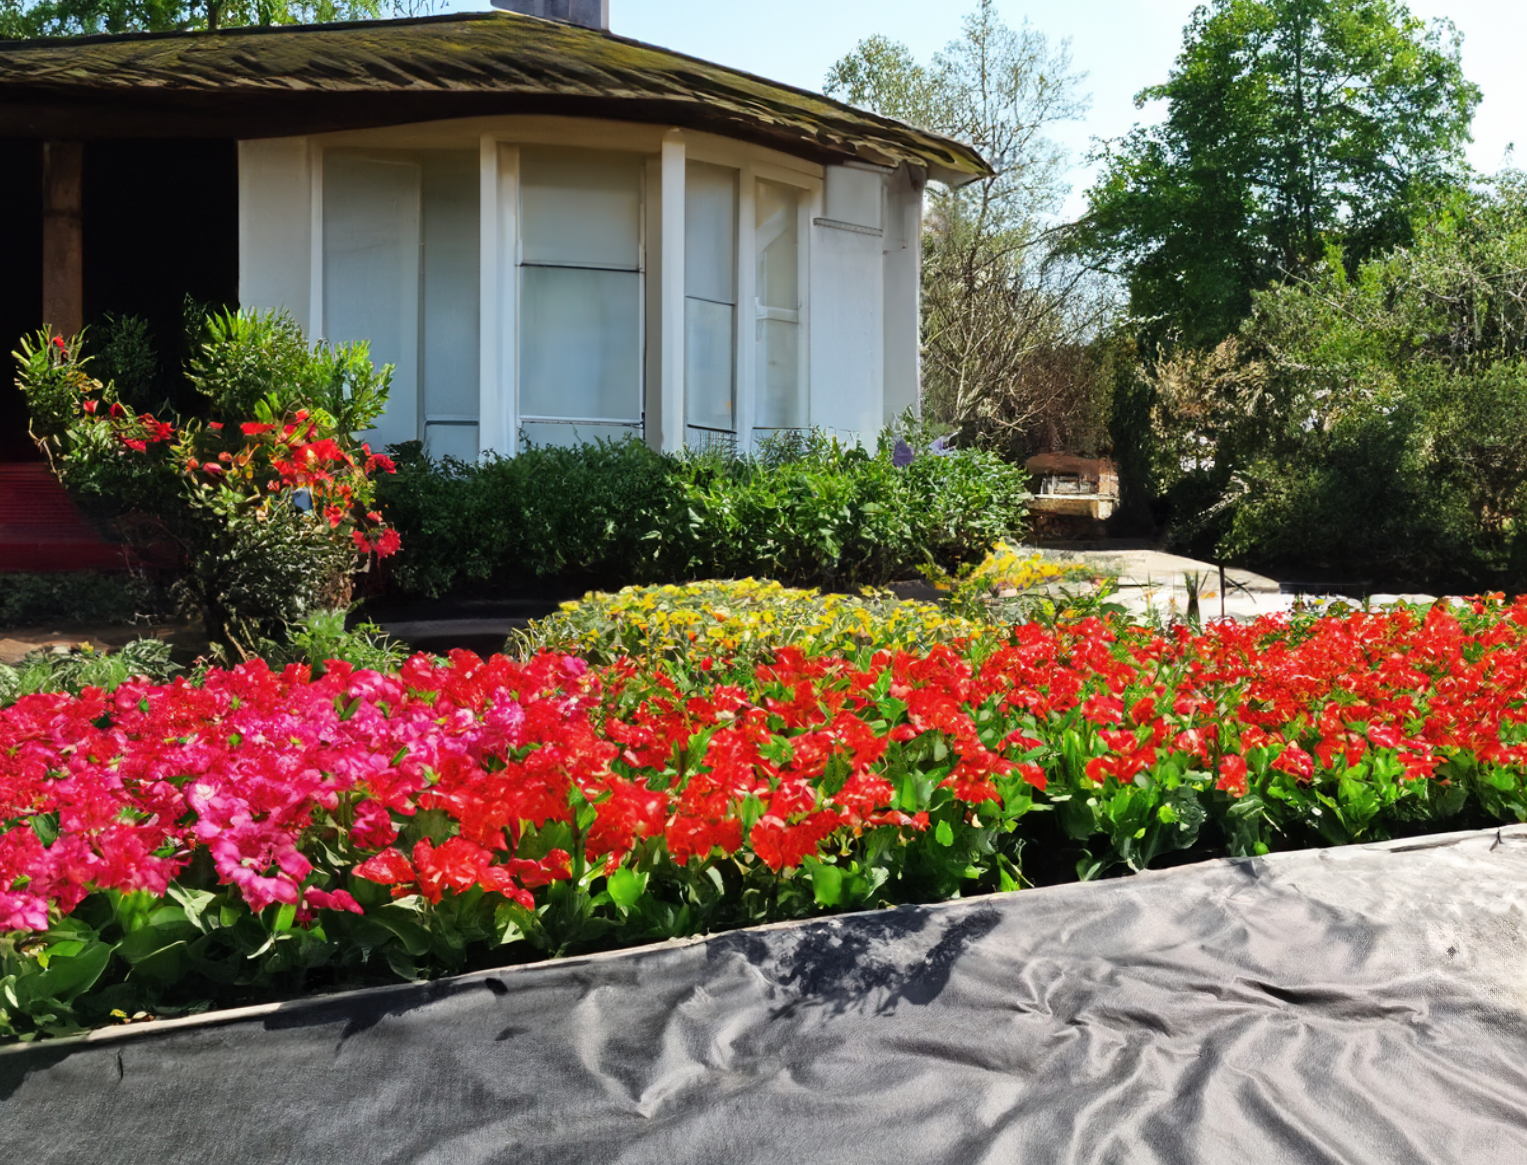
[512, 146, 647, 450]
[298, 117, 824, 457]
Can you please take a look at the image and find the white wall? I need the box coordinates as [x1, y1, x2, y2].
[882, 164, 924, 424]
[237, 138, 314, 328]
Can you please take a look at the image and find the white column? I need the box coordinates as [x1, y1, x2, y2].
[307, 141, 324, 339]
[658, 129, 686, 453]
[480, 138, 520, 457]
[735, 168, 757, 452]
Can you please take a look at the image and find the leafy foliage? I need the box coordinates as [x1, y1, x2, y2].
[377, 433, 1031, 599]
[0, 0, 432, 39]
[0, 572, 169, 630]
[1076, 0, 1480, 347]
[1151, 176, 1527, 589]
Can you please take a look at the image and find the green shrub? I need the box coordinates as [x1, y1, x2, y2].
[0, 638, 179, 707]
[0, 572, 168, 629]
[378, 432, 1030, 598]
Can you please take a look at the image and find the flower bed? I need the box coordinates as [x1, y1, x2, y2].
[4, 596, 1527, 1039]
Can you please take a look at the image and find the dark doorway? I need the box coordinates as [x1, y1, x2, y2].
[0, 140, 43, 461]
[1, 137, 239, 461]
[82, 139, 239, 419]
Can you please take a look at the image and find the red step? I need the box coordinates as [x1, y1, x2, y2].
[0, 463, 131, 573]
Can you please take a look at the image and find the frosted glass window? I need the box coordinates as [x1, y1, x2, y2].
[520, 267, 642, 422]
[518, 148, 645, 433]
[685, 162, 736, 304]
[520, 148, 642, 270]
[685, 299, 735, 431]
[755, 180, 803, 430]
[324, 155, 421, 451]
[685, 161, 737, 436]
[756, 180, 800, 311]
[520, 421, 641, 451]
[425, 423, 479, 462]
[755, 318, 804, 429]
[421, 153, 480, 436]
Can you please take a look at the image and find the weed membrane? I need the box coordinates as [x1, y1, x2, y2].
[4, 827, 1527, 1164]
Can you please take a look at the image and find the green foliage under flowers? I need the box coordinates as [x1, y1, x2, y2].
[377, 432, 1030, 598]
[14, 311, 398, 660]
[0, 639, 179, 708]
[277, 609, 410, 679]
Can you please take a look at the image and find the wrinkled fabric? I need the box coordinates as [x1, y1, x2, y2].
[5, 827, 1527, 1164]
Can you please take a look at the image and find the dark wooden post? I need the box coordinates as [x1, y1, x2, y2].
[42, 141, 84, 339]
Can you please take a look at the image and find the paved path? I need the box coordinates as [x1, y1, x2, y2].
[1043, 546, 1441, 622]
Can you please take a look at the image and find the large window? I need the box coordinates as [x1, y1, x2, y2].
[517, 147, 644, 449]
[754, 178, 805, 432]
[684, 161, 738, 447]
[323, 150, 480, 457]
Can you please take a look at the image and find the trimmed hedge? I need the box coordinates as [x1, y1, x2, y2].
[375, 434, 1031, 598]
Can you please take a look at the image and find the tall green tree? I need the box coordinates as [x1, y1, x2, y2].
[827, 1, 1113, 453]
[1076, 0, 1480, 348]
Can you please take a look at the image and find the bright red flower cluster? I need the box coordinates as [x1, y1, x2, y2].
[4, 598, 1527, 936]
[183, 411, 399, 559]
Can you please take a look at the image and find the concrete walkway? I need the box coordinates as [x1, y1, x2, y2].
[1041, 545, 1442, 622]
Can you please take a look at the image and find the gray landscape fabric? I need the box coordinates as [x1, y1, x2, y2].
[5, 826, 1527, 1164]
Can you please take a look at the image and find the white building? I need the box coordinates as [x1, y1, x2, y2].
[1, 3, 989, 459]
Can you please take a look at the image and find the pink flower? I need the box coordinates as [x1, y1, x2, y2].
[304, 887, 363, 914]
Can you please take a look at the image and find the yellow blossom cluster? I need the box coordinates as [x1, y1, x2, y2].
[515, 577, 982, 666]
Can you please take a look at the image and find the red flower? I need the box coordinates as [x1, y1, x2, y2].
[1217, 755, 1249, 796]
[355, 849, 414, 888]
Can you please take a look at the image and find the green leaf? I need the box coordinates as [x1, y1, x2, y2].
[23, 942, 111, 1005]
[806, 861, 843, 908]
[935, 819, 955, 847]
[606, 867, 648, 910]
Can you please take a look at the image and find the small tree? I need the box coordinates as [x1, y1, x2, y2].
[826, 1, 1115, 454]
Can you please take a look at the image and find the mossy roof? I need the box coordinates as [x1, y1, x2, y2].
[0, 11, 991, 184]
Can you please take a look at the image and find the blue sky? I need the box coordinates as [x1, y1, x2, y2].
[453, 1, 1527, 218]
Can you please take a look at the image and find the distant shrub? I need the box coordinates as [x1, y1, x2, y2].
[0, 572, 168, 630]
